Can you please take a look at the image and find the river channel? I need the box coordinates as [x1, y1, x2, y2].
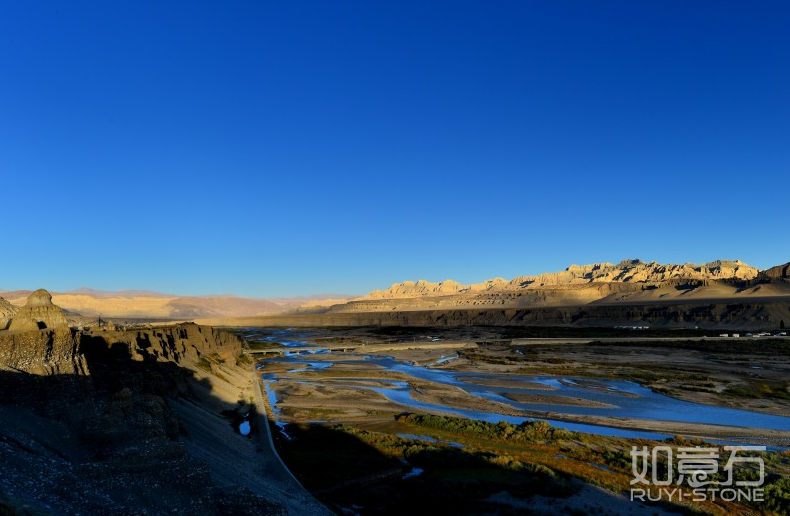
[247, 328, 790, 443]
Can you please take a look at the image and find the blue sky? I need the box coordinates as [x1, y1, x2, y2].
[1, 1, 788, 297]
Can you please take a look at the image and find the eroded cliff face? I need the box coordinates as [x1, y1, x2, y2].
[0, 324, 285, 516]
[0, 297, 18, 331]
[359, 259, 760, 302]
[761, 262, 790, 281]
[0, 327, 86, 375]
[0, 324, 241, 376]
[80, 324, 242, 365]
[6, 289, 69, 332]
[334, 260, 768, 315]
[335, 282, 643, 313]
[247, 298, 790, 330]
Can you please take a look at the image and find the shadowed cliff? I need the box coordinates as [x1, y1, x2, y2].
[0, 324, 306, 516]
[200, 297, 790, 331]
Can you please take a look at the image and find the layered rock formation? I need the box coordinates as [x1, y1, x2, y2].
[324, 260, 766, 315]
[360, 260, 759, 301]
[6, 289, 69, 331]
[761, 262, 790, 281]
[222, 259, 787, 330]
[0, 297, 18, 330]
[0, 327, 84, 375]
[0, 324, 321, 515]
[234, 297, 790, 330]
[515, 259, 757, 286]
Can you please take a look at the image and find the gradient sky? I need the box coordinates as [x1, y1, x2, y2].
[1, 1, 788, 297]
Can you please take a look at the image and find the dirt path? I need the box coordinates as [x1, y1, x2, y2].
[251, 373, 334, 516]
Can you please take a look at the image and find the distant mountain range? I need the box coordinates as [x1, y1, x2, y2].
[0, 288, 353, 320]
[3, 259, 789, 324]
[217, 259, 790, 330]
[358, 259, 760, 301]
[313, 259, 780, 313]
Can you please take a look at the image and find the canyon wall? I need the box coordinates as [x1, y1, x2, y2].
[0, 324, 288, 516]
[220, 298, 790, 330]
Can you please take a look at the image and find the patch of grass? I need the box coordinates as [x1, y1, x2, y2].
[591, 338, 790, 355]
[724, 381, 790, 400]
[246, 341, 284, 350]
[395, 413, 576, 443]
[235, 353, 253, 366]
[304, 408, 343, 418]
[196, 356, 212, 372]
[762, 478, 790, 515]
[208, 352, 226, 364]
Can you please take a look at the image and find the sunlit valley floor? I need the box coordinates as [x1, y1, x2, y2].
[242, 326, 790, 516]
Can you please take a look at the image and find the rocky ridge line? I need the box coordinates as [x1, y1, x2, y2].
[359, 259, 759, 300]
[0, 316, 294, 515]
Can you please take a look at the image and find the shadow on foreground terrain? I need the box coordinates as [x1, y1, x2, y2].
[0, 327, 304, 516]
[274, 420, 587, 516]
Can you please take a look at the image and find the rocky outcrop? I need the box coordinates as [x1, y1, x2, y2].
[513, 259, 758, 287]
[760, 262, 790, 281]
[330, 282, 640, 314]
[0, 327, 85, 375]
[7, 289, 69, 332]
[216, 260, 788, 330]
[0, 296, 18, 330]
[359, 260, 760, 302]
[0, 324, 288, 516]
[320, 260, 771, 315]
[80, 323, 242, 365]
[243, 298, 790, 330]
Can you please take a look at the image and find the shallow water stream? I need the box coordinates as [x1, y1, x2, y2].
[253, 329, 790, 443]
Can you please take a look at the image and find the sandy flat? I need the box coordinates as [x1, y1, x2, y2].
[457, 376, 559, 390]
[501, 392, 616, 408]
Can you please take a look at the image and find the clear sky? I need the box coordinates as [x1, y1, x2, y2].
[1, 1, 788, 298]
